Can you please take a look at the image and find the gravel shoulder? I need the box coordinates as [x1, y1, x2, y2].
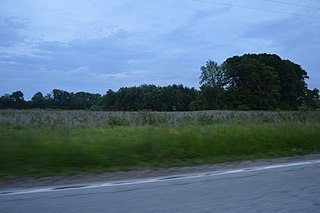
[1, 153, 320, 191]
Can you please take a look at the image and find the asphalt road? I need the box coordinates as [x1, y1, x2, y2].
[1, 160, 320, 213]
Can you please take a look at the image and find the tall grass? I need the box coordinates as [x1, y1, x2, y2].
[1, 109, 320, 127]
[1, 123, 319, 177]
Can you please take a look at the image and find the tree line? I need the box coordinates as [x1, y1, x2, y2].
[0, 90, 101, 110]
[1, 53, 319, 111]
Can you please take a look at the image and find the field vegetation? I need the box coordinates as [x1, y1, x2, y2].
[1, 109, 320, 127]
[1, 110, 319, 178]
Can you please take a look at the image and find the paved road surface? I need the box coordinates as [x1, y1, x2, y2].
[1, 160, 320, 212]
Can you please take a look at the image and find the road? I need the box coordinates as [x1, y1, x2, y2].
[1, 160, 320, 213]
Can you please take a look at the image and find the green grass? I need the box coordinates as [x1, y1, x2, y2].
[0, 123, 320, 178]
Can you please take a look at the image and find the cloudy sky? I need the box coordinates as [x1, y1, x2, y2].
[1, 0, 319, 99]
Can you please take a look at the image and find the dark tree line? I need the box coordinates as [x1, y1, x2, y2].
[0, 89, 101, 110]
[99, 84, 198, 111]
[1, 53, 319, 111]
[0, 86, 198, 111]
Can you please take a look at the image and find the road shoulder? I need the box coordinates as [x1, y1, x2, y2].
[1, 153, 320, 191]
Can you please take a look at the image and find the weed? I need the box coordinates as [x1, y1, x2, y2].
[0, 123, 319, 177]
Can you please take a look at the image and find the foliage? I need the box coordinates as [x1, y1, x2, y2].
[304, 88, 320, 110]
[0, 90, 101, 110]
[200, 53, 318, 110]
[99, 84, 198, 111]
[1, 123, 319, 177]
[199, 60, 225, 109]
[0, 91, 26, 109]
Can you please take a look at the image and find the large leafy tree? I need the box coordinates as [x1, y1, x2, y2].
[199, 60, 225, 109]
[253, 54, 309, 109]
[201, 54, 314, 110]
[223, 56, 281, 110]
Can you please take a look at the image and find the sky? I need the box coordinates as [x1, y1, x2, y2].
[0, 0, 319, 99]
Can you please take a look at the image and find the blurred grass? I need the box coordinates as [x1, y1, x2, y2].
[0, 123, 320, 178]
[1, 109, 320, 127]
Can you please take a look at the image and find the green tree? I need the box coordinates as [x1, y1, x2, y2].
[199, 60, 225, 109]
[223, 57, 280, 110]
[71, 92, 101, 110]
[31, 92, 46, 108]
[11, 91, 25, 109]
[221, 54, 309, 110]
[0, 94, 14, 109]
[99, 85, 198, 111]
[304, 88, 320, 110]
[0, 91, 26, 109]
[51, 89, 71, 109]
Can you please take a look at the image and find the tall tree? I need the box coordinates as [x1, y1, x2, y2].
[51, 89, 71, 109]
[199, 60, 225, 109]
[11, 91, 25, 109]
[31, 92, 46, 108]
[201, 54, 313, 110]
[221, 54, 309, 110]
[223, 57, 281, 110]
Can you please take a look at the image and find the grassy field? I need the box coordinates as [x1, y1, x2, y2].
[1, 109, 320, 127]
[1, 123, 320, 178]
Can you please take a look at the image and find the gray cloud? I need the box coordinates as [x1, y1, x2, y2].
[0, 16, 29, 47]
[33, 30, 154, 72]
[0, 0, 319, 98]
[241, 16, 319, 48]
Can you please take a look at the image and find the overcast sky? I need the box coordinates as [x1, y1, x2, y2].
[1, 0, 319, 99]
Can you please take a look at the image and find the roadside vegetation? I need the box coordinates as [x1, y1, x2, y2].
[0, 116, 320, 177]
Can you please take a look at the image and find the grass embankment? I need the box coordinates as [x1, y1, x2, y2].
[1, 123, 320, 178]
